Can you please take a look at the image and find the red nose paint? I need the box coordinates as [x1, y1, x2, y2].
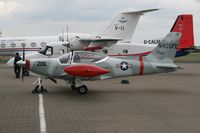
[64, 65, 110, 77]
[25, 60, 30, 70]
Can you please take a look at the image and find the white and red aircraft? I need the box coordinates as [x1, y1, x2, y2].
[17, 32, 181, 94]
[0, 9, 158, 56]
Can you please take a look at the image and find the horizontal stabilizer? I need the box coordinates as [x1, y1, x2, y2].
[155, 63, 177, 68]
[123, 8, 159, 15]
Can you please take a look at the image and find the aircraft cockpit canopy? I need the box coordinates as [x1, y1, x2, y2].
[58, 53, 70, 64]
[72, 51, 107, 64]
[58, 51, 108, 64]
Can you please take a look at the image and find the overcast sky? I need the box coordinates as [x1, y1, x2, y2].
[0, 0, 199, 45]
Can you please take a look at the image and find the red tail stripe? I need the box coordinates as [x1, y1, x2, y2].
[25, 60, 30, 70]
[139, 55, 144, 75]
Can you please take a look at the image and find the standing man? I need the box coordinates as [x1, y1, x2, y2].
[14, 53, 21, 78]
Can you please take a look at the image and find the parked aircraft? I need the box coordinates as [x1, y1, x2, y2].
[0, 9, 158, 56]
[17, 32, 181, 94]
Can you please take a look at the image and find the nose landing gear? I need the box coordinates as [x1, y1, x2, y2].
[32, 77, 47, 93]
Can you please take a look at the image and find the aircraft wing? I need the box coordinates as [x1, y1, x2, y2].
[79, 38, 121, 51]
[79, 38, 122, 42]
[122, 9, 159, 15]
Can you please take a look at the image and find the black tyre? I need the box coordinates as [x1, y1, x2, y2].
[35, 85, 44, 93]
[121, 80, 129, 84]
[78, 85, 88, 94]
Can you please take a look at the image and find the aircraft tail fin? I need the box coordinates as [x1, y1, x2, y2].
[100, 9, 159, 42]
[146, 32, 181, 64]
[170, 14, 194, 49]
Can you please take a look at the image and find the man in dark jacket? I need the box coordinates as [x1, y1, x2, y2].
[14, 53, 21, 78]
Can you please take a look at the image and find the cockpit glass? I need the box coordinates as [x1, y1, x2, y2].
[39, 46, 53, 55]
[58, 53, 70, 64]
[72, 51, 107, 64]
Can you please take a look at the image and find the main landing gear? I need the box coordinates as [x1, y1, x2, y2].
[71, 85, 88, 94]
[71, 77, 88, 94]
[32, 77, 47, 93]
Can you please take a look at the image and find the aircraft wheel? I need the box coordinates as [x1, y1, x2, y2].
[34, 85, 44, 93]
[78, 85, 88, 94]
[24, 70, 30, 76]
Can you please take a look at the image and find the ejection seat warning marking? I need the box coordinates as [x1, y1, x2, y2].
[39, 94, 47, 133]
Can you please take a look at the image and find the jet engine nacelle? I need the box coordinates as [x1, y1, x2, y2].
[68, 39, 90, 51]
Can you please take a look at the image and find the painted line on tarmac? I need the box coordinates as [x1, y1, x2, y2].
[39, 94, 47, 133]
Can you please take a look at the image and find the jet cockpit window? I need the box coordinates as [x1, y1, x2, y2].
[72, 51, 107, 64]
[58, 53, 70, 64]
[39, 45, 53, 56]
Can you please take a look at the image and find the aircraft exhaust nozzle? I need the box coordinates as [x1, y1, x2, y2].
[64, 65, 110, 77]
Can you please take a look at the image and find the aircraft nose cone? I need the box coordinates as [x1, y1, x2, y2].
[16, 60, 30, 70]
[64, 65, 110, 77]
[16, 60, 26, 67]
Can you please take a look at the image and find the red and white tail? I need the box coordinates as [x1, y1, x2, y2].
[170, 14, 194, 49]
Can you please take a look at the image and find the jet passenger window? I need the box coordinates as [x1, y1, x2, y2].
[123, 49, 128, 54]
[11, 43, 16, 47]
[21, 43, 26, 47]
[31, 42, 37, 47]
[1, 43, 6, 48]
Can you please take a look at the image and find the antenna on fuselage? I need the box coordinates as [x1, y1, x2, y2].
[61, 29, 64, 42]
[66, 26, 69, 42]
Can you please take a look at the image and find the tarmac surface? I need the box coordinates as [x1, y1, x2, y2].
[0, 63, 200, 133]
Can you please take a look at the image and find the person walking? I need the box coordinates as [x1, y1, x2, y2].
[14, 53, 21, 78]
